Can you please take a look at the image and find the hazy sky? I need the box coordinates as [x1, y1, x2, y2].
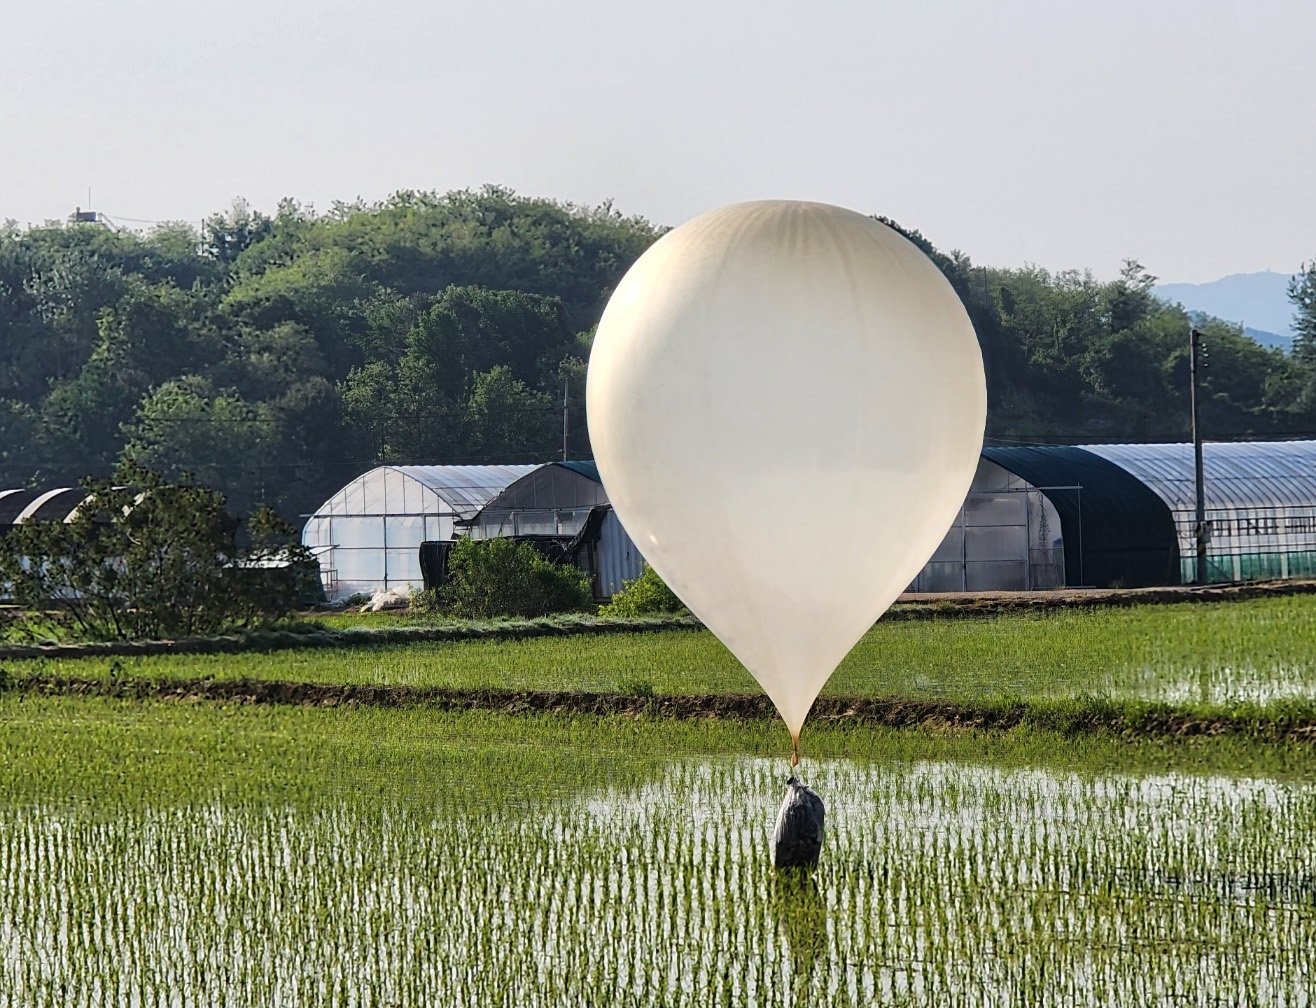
[5, 0, 1313, 282]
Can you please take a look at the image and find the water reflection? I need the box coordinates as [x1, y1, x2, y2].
[770, 870, 828, 1003]
[2, 755, 1314, 1007]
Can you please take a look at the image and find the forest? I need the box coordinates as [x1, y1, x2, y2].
[2, 185, 1314, 519]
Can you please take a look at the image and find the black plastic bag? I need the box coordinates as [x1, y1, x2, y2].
[772, 776, 825, 868]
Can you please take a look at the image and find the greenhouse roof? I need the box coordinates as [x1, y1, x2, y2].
[465, 461, 609, 526]
[386, 465, 538, 513]
[1081, 441, 1316, 512]
[557, 460, 601, 483]
[0, 487, 88, 525]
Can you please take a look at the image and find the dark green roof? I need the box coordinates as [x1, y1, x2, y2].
[983, 445, 1180, 587]
[557, 460, 601, 483]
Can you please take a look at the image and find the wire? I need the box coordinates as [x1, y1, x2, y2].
[97, 212, 185, 227]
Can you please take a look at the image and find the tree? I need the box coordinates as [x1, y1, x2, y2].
[0, 399, 39, 478]
[118, 377, 278, 515]
[1287, 262, 1316, 415]
[202, 199, 274, 266]
[465, 366, 556, 461]
[342, 286, 573, 465]
[0, 469, 309, 641]
[1290, 262, 1316, 364]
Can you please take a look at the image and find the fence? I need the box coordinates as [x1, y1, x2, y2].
[1174, 504, 1316, 583]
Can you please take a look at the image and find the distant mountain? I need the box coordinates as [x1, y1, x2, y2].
[1240, 325, 1292, 351]
[1154, 271, 1296, 351]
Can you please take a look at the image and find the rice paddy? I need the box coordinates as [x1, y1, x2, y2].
[2, 698, 1314, 1007]
[6, 596, 1316, 1005]
[7, 595, 1316, 713]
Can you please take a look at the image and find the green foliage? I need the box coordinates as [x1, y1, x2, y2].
[1290, 261, 1316, 362]
[407, 587, 444, 615]
[0, 193, 1313, 525]
[600, 564, 688, 617]
[0, 468, 311, 641]
[440, 538, 593, 618]
[118, 377, 278, 516]
[0, 189, 656, 516]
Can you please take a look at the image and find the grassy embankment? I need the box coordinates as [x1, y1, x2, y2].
[6, 595, 1316, 732]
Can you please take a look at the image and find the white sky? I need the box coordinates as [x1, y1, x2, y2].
[4, 0, 1313, 283]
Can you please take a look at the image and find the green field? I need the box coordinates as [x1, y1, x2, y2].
[10, 596, 1316, 714]
[2, 697, 1314, 1007]
[6, 597, 1316, 1005]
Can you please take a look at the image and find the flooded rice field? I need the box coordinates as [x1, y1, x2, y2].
[3, 730, 1314, 1007]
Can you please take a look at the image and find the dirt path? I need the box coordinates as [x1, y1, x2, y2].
[889, 578, 1316, 619]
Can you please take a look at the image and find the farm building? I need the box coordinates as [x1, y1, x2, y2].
[505, 442, 1314, 592]
[1083, 441, 1316, 583]
[462, 461, 645, 598]
[302, 465, 535, 599]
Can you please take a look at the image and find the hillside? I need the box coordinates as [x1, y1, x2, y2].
[1, 193, 1313, 521]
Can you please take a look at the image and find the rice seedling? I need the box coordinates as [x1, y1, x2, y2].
[2, 697, 1313, 1007]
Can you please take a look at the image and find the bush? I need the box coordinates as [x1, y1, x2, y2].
[441, 539, 593, 618]
[600, 565, 687, 618]
[408, 588, 443, 615]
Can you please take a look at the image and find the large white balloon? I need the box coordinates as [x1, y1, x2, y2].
[587, 201, 985, 743]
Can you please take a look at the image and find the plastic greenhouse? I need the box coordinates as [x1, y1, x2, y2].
[465, 461, 646, 597]
[0, 487, 89, 525]
[912, 440, 1316, 590]
[1084, 441, 1316, 582]
[302, 441, 1316, 603]
[302, 465, 535, 600]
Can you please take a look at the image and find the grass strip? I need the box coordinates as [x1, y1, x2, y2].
[14, 673, 1316, 744]
[0, 612, 703, 661]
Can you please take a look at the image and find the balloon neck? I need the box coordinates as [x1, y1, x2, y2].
[790, 736, 800, 769]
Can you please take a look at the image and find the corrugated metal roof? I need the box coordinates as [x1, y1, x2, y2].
[1082, 442, 1316, 512]
[384, 465, 538, 515]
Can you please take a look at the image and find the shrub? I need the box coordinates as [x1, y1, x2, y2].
[441, 538, 593, 618]
[600, 565, 687, 618]
[409, 588, 444, 615]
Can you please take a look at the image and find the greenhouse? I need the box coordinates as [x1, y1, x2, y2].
[907, 455, 1070, 593]
[302, 465, 535, 600]
[913, 440, 1316, 590]
[1083, 441, 1316, 583]
[464, 461, 645, 597]
[301, 441, 1316, 602]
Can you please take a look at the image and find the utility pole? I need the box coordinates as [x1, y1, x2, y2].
[561, 376, 570, 462]
[1189, 328, 1208, 584]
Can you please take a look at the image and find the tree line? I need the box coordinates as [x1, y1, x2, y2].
[2, 186, 1314, 521]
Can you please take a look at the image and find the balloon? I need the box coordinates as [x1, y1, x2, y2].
[587, 201, 985, 744]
